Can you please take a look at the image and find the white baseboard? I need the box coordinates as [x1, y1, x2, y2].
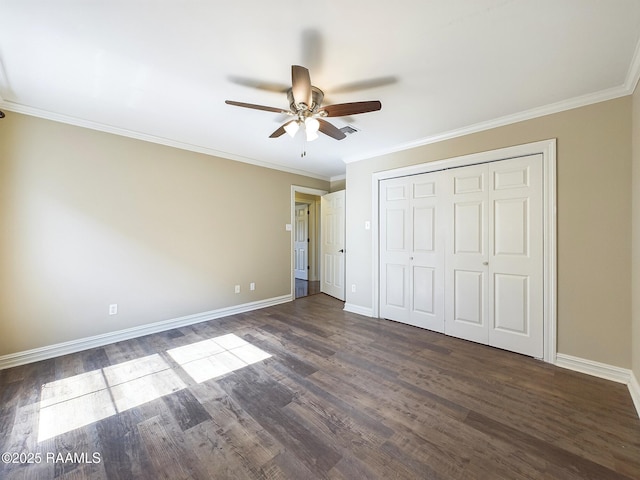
[555, 353, 631, 384]
[343, 303, 374, 317]
[630, 372, 640, 419]
[0, 294, 292, 371]
[555, 353, 640, 418]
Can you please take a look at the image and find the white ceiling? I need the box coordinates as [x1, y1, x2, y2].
[2, 1, 640, 181]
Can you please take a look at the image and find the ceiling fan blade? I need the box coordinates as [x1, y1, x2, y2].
[318, 119, 346, 140]
[301, 29, 323, 72]
[269, 124, 287, 138]
[270, 120, 299, 138]
[330, 76, 398, 94]
[225, 100, 289, 114]
[320, 100, 382, 117]
[291, 65, 312, 107]
[227, 76, 289, 93]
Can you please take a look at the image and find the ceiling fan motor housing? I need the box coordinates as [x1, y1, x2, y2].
[288, 86, 324, 116]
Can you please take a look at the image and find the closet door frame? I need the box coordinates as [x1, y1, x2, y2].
[372, 139, 557, 363]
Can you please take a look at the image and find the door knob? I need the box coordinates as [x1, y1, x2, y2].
[339, 249, 344, 253]
[483, 261, 489, 266]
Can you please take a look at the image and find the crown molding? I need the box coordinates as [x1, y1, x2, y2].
[625, 34, 640, 94]
[0, 100, 332, 182]
[344, 84, 631, 164]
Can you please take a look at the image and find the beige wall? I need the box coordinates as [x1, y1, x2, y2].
[633, 87, 640, 382]
[0, 113, 329, 356]
[346, 97, 632, 368]
[330, 177, 346, 192]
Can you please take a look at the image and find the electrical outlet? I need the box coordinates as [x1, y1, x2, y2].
[234, 285, 240, 294]
[109, 304, 118, 315]
[250, 282, 255, 291]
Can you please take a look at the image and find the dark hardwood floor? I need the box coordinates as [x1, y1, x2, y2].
[294, 279, 321, 299]
[1, 294, 639, 479]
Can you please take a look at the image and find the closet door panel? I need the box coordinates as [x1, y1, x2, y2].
[380, 173, 445, 331]
[444, 165, 489, 344]
[489, 155, 543, 358]
[385, 263, 408, 308]
[379, 178, 411, 323]
[412, 266, 435, 315]
[453, 269, 484, 325]
[410, 173, 445, 331]
[493, 273, 529, 334]
[413, 206, 435, 252]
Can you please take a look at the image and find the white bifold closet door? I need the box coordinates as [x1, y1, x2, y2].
[380, 154, 544, 358]
[379, 172, 445, 332]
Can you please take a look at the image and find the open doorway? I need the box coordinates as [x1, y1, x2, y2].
[291, 186, 327, 299]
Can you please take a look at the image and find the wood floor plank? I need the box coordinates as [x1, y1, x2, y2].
[161, 389, 211, 431]
[1, 294, 639, 479]
[242, 332, 319, 378]
[463, 410, 632, 479]
[260, 449, 321, 480]
[216, 366, 344, 477]
[265, 360, 396, 440]
[196, 388, 283, 470]
[95, 407, 152, 480]
[137, 413, 208, 480]
[186, 425, 255, 479]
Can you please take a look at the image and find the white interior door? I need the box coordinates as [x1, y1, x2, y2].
[379, 174, 445, 331]
[321, 190, 345, 300]
[294, 204, 309, 280]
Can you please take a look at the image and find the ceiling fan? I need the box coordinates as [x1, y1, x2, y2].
[225, 65, 382, 141]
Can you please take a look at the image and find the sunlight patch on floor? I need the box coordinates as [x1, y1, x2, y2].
[38, 354, 185, 442]
[167, 333, 271, 383]
[37, 334, 271, 442]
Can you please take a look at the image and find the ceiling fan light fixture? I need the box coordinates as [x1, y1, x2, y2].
[284, 120, 300, 137]
[306, 129, 319, 142]
[305, 117, 319, 132]
[304, 117, 320, 142]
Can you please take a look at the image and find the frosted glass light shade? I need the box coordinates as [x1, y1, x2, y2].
[305, 117, 320, 141]
[284, 120, 300, 137]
